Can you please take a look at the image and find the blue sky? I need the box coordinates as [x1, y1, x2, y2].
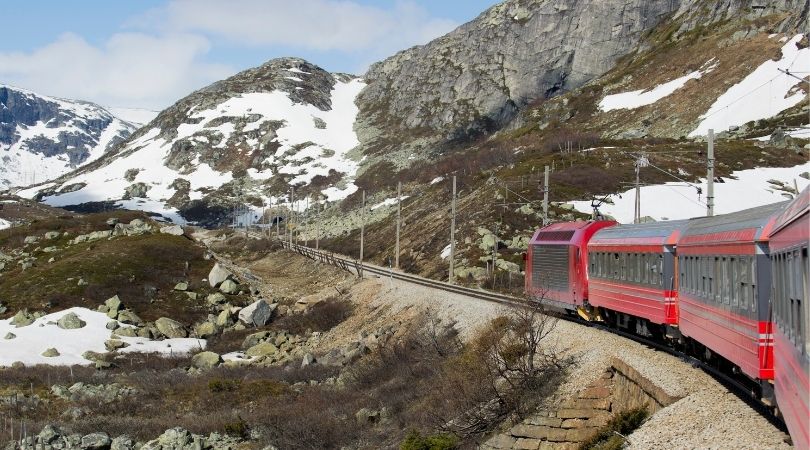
[0, 0, 498, 110]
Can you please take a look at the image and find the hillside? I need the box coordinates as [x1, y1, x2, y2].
[0, 85, 136, 189]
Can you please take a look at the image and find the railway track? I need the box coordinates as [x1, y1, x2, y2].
[272, 237, 786, 432]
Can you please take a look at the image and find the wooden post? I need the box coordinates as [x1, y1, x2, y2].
[395, 181, 401, 269]
[449, 175, 457, 284]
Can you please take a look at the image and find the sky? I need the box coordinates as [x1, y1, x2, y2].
[0, 0, 498, 111]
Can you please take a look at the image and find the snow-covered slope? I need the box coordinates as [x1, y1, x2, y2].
[0, 84, 136, 188]
[24, 58, 366, 225]
[571, 162, 810, 223]
[108, 107, 160, 127]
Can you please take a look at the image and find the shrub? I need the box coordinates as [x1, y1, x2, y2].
[579, 407, 649, 450]
[272, 297, 353, 334]
[208, 378, 241, 393]
[400, 430, 459, 450]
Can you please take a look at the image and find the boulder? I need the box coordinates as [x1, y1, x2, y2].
[110, 435, 136, 450]
[191, 351, 223, 369]
[186, 292, 198, 300]
[206, 292, 227, 306]
[4, 332, 16, 339]
[105, 340, 129, 352]
[241, 331, 272, 350]
[160, 225, 185, 236]
[173, 282, 189, 291]
[219, 279, 240, 294]
[81, 432, 111, 450]
[38, 424, 63, 444]
[143, 428, 193, 450]
[215, 308, 235, 328]
[301, 353, 316, 367]
[23, 235, 39, 244]
[194, 321, 219, 338]
[208, 263, 232, 288]
[105, 295, 123, 315]
[238, 299, 276, 326]
[42, 348, 61, 357]
[115, 327, 138, 338]
[245, 342, 279, 358]
[106, 321, 119, 330]
[155, 317, 188, 338]
[11, 310, 35, 327]
[116, 310, 144, 326]
[355, 408, 380, 424]
[57, 312, 87, 330]
[106, 218, 119, 226]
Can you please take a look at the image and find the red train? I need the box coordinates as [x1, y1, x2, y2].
[525, 190, 809, 449]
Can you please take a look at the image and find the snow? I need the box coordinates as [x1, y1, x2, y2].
[599, 60, 717, 112]
[430, 176, 445, 185]
[107, 107, 159, 126]
[441, 244, 452, 259]
[370, 195, 409, 210]
[286, 68, 310, 74]
[690, 34, 810, 137]
[285, 76, 303, 82]
[751, 126, 810, 141]
[0, 218, 10, 230]
[571, 162, 810, 223]
[32, 77, 367, 220]
[0, 307, 205, 367]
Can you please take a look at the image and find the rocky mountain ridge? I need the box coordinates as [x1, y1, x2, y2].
[0, 85, 136, 189]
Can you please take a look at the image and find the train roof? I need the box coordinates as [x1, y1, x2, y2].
[680, 201, 788, 243]
[530, 220, 616, 245]
[771, 186, 809, 236]
[590, 219, 689, 247]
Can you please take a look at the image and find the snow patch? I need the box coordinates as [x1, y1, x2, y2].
[430, 176, 445, 185]
[0, 218, 10, 230]
[599, 60, 717, 112]
[371, 195, 409, 210]
[441, 244, 452, 259]
[571, 162, 810, 223]
[0, 307, 205, 367]
[690, 35, 810, 137]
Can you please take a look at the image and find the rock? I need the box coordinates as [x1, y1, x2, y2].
[186, 292, 198, 300]
[42, 348, 61, 357]
[105, 295, 123, 314]
[173, 282, 189, 291]
[155, 317, 188, 338]
[116, 310, 144, 326]
[82, 351, 106, 362]
[195, 321, 219, 338]
[105, 340, 129, 351]
[58, 312, 87, 329]
[106, 320, 119, 330]
[38, 424, 63, 444]
[216, 308, 235, 328]
[219, 279, 240, 294]
[355, 407, 380, 424]
[81, 432, 111, 449]
[45, 231, 61, 240]
[238, 299, 276, 326]
[78, 278, 89, 286]
[11, 309, 35, 327]
[301, 353, 316, 367]
[160, 225, 185, 236]
[206, 292, 227, 306]
[106, 218, 120, 226]
[110, 435, 136, 450]
[23, 235, 39, 244]
[115, 327, 138, 338]
[245, 342, 279, 358]
[4, 332, 15, 339]
[241, 331, 272, 350]
[208, 263, 232, 288]
[191, 351, 223, 369]
[11, 361, 24, 369]
[143, 427, 193, 450]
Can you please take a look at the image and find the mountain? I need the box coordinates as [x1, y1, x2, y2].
[0, 85, 136, 189]
[107, 107, 160, 127]
[22, 58, 365, 225]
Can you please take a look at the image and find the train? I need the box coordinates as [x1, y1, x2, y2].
[525, 188, 809, 449]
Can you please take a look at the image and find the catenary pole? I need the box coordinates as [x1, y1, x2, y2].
[395, 181, 401, 269]
[707, 129, 715, 217]
[360, 190, 366, 263]
[449, 175, 457, 284]
[542, 165, 550, 225]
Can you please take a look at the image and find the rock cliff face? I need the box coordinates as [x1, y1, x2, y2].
[0, 85, 135, 188]
[356, 0, 682, 159]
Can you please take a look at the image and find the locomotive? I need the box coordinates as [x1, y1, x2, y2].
[525, 188, 809, 449]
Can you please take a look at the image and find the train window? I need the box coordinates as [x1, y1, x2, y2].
[723, 257, 731, 305]
[751, 257, 757, 313]
[613, 253, 619, 279]
[657, 255, 663, 287]
[731, 257, 738, 308]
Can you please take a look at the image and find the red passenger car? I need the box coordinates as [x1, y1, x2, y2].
[525, 220, 615, 310]
[587, 220, 688, 336]
[677, 202, 786, 382]
[770, 187, 809, 450]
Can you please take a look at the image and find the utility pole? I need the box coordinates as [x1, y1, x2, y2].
[304, 195, 310, 247]
[449, 176, 457, 284]
[707, 129, 715, 217]
[289, 188, 294, 247]
[395, 181, 401, 270]
[315, 198, 320, 250]
[634, 163, 641, 224]
[360, 190, 366, 263]
[275, 198, 280, 238]
[542, 165, 550, 225]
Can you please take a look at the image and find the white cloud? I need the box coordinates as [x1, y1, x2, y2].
[144, 0, 457, 54]
[0, 32, 232, 110]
